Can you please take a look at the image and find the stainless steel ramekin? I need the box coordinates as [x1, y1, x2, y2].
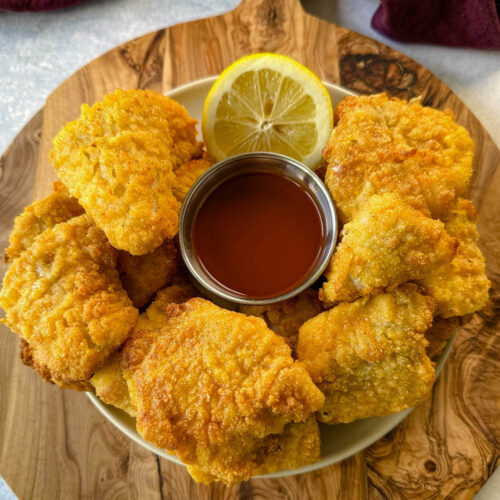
[178, 152, 337, 306]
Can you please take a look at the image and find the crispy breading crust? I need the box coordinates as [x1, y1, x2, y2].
[172, 153, 215, 202]
[418, 199, 490, 317]
[123, 298, 324, 484]
[113, 284, 197, 416]
[0, 215, 138, 387]
[4, 181, 83, 263]
[188, 417, 321, 483]
[424, 316, 459, 358]
[238, 288, 323, 352]
[89, 352, 136, 414]
[253, 417, 321, 475]
[90, 282, 198, 414]
[324, 93, 474, 223]
[117, 239, 179, 309]
[319, 193, 457, 306]
[298, 284, 435, 424]
[20, 339, 91, 391]
[138, 280, 198, 329]
[50, 89, 202, 255]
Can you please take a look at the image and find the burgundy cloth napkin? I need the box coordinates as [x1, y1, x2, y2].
[372, 0, 500, 49]
[0, 0, 84, 11]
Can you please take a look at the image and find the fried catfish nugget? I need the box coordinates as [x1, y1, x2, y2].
[89, 352, 137, 414]
[123, 298, 324, 484]
[319, 194, 457, 306]
[298, 284, 435, 424]
[324, 93, 474, 223]
[254, 417, 321, 475]
[4, 181, 83, 263]
[418, 199, 490, 317]
[117, 239, 179, 309]
[188, 417, 321, 483]
[424, 316, 459, 358]
[0, 215, 138, 388]
[238, 289, 323, 351]
[50, 89, 202, 255]
[173, 153, 215, 202]
[91, 282, 198, 413]
[20, 339, 91, 391]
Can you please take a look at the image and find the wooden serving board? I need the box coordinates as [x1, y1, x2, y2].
[1, 0, 499, 498]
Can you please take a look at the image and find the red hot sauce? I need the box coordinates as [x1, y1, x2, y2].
[191, 171, 325, 299]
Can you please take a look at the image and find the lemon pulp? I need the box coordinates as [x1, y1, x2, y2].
[202, 54, 333, 168]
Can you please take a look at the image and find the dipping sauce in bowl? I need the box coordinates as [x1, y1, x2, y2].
[179, 152, 337, 305]
[192, 171, 325, 299]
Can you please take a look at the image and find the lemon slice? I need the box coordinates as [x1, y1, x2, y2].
[202, 53, 333, 168]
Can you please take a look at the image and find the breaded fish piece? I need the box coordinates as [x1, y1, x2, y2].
[172, 153, 215, 202]
[425, 316, 459, 358]
[20, 339, 91, 391]
[254, 417, 321, 475]
[297, 284, 435, 424]
[418, 199, 490, 317]
[89, 352, 136, 415]
[319, 193, 457, 306]
[123, 298, 324, 484]
[0, 215, 138, 388]
[138, 280, 198, 329]
[91, 282, 198, 413]
[188, 417, 321, 483]
[4, 181, 83, 263]
[238, 289, 323, 351]
[324, 93, 474, 223]
[50, 89, 202, 255]
[117, 239, 178, 309]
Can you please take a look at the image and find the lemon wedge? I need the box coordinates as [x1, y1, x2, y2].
[202, 53, 333, 169]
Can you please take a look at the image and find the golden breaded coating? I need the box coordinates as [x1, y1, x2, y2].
[254, 417, 321, 475]
[20, 339, 91, 391]
[324, 93, 474, 223]
[0, 215, 138, 388]
[91, 282, 197, 414]
[50, 89, 202, 255]
[418, 199, 490, 317]
[123, 298, 324, 484]
[124, 282, 199, 366]
[120, 282, 199, 410]
[90, 352, 136, 415]
[188, 417, 321, 483]
[173, 154, 215, 202]
[425, 316, 458, 358]
[138, 280, 198, 329]
[117, 239, 178, 309]
[319, 193, 457, 305]
[298, 284, 435, 424]
[4, 181, 83, 263]
[238, 289, 323, 351]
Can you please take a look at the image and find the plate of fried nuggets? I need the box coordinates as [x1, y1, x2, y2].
[86, 90, 488, 482]
[0, 85, 492, 485]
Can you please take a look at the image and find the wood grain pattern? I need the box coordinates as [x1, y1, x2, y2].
[1, 0, 499, 498]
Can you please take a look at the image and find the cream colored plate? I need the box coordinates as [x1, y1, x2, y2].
[87, 76, 455, 478]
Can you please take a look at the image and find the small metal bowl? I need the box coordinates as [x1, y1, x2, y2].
[179, 152, 338, 306]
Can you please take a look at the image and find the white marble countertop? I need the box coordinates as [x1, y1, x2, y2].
[0, 0, 499, 498]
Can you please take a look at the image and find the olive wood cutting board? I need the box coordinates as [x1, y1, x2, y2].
[0, 0, 499, 498]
